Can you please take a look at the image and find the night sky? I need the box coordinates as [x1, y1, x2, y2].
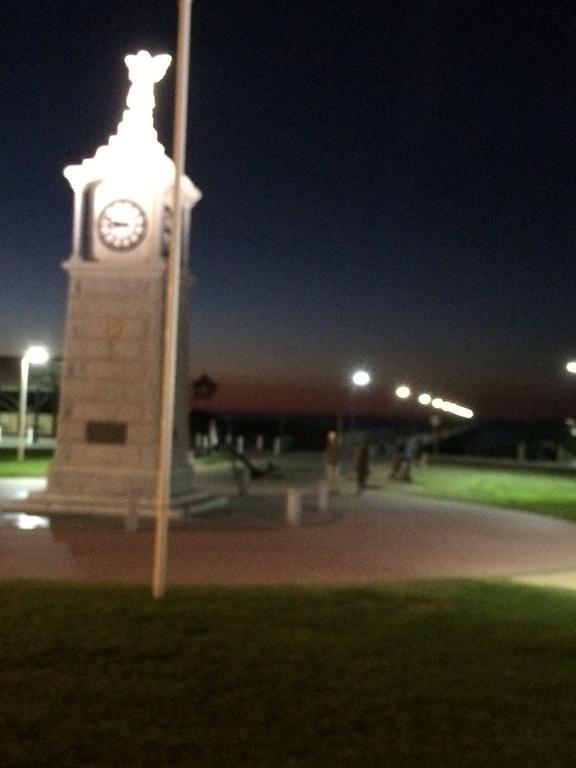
[2, 0, 576, 420]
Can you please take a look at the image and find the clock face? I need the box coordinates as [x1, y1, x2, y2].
[97, 200, 147, 251]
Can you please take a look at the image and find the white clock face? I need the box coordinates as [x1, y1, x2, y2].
[97, 200, 147, 251]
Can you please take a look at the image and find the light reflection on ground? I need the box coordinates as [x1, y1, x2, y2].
[0, 478, 47, 500]
[0, 479, 50, 529]
[0, 513, 51, 530]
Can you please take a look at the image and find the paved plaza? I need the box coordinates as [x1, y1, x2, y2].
[2, 455, 576, 589]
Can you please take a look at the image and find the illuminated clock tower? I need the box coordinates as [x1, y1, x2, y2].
[36, 51, 201, 516]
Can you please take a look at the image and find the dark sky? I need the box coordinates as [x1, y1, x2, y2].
[2, 0, 576, 420]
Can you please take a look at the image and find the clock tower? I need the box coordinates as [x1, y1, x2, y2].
[32, 51, 201, 517]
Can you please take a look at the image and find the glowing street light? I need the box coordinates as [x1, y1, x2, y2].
[566, 361, 576, 374]
[348, 369, 371, 436]
[351, 369, 371, 387]
[18, 346, 49, 462]
[437, 400, 474, 419]
[392, 383, 474, 417]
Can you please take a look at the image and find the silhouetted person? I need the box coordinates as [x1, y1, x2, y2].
[389, 442, 405, 480]
[401, 440, 416, 482]
[323, 430, 342, 493]
[354, 442, 370, 494]
[390, 440, 415, 481]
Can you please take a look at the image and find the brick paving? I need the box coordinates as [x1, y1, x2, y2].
[2, 481, 576, 588]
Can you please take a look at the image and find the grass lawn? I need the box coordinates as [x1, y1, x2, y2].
[389, 464, 576, 522]
[0, 449, 52, 477]
[2, 580, 576, 767]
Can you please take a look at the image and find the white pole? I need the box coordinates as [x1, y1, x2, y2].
[17, 356, 29, 462]
[152, 0, 193, 599]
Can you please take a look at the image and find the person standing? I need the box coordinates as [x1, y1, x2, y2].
[401, 440, 415, 482]
[354, 442, 370, 494]
[323, 430, 342, 493]
[389, 441, 404, 480]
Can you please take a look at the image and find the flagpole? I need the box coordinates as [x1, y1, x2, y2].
[152, 0, 193, 599]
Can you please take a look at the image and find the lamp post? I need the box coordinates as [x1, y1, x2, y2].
[18, 346, 49, 461]
[349, 369, 371, 436]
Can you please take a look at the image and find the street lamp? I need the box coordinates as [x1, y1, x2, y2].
[395, 385, 411, 399]
[18, 346, 49, 461]
[352, 369, 371, 388]
[349, 369, 371, 436]
[566, 361, 576, 374]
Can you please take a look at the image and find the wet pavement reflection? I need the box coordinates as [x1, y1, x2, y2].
[0, 479, 51, 529]
[0, 513, 50, 530]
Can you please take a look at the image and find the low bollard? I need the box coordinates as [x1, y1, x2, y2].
[286, 487, 302, 526]
[234, 465, 249, 496]
[317, 480, 329, 514]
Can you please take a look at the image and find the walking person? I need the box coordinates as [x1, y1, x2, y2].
[354, 441, 370, 495]
[401, 440, 415, 482]
[323, 430, 342, 493]
[389, 441, 405, 480]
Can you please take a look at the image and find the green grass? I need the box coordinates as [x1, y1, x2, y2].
[0, 449, 52, 477]
[0, 448, 232, 477]
[2, 580, 576, 767]
[389, 464, 576, 521]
